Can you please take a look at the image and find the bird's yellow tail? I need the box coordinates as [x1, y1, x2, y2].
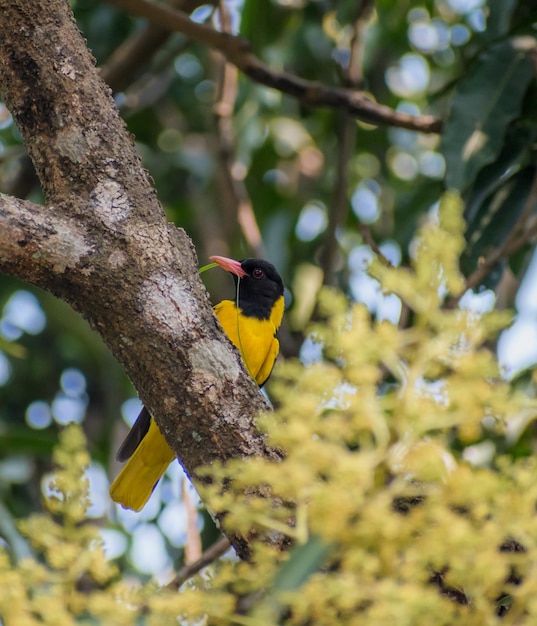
[109, 419, 175, 511]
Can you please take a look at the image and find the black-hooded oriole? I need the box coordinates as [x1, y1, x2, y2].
[109, 256, 285, 511]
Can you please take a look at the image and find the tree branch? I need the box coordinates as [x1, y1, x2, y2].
[100, 0, 207, 93]
[167, 536, 231, 590]
[1, 0, 205, 200]
[0, 194, 92, 284]
[0, 0, 281, 559]
[105, 0, 443, 133]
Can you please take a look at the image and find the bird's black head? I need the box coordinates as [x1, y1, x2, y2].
[236, 259, 284, 319]
[210, 256, 284, 320]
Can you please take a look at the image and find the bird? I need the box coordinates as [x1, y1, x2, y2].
[109, 256, 285, 511]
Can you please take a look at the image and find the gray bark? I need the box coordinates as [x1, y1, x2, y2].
[0, 0, 280, 559]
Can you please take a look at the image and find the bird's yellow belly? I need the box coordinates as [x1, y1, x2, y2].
[214, 299, 282, 385]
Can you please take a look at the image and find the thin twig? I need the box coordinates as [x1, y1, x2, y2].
[358, 224, 391, 267]
[212, 0, 265, 257]
[183, 475, 202, 565]
[167, 536, 232, 590]
[346, 0, 375, 88]
[1, 0, 206, 199]
[105, 0, 442, 133]
[101, 0, 206, 92]
[321, 115, 356, 286]
[321, 0, 375, 285]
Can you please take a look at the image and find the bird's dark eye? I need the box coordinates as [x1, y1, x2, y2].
[252, 268, 264, 279]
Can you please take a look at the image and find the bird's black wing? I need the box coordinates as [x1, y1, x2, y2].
[115, 405, 152, 462]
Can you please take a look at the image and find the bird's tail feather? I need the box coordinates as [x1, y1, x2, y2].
[110, 419, 175, 511]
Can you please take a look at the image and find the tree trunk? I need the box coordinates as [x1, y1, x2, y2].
[0, 0, 280, 560]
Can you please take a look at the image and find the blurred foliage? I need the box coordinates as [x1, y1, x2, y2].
[1, 0, 537, 608]
[3, 195, 537, 623]
[0, 426, 127, 624]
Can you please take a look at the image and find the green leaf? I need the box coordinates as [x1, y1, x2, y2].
[239, 0, 289, 54]
[464, 123, 537, 225]
[441, 39, 534, 192]
[273, 534, 331, 591]
[249, 535, 331, 621]
[461, 166, 537, 287]
[497, 594, 512, 608]
[486, 0, 517, 40]
[0, 337, 26, 359]
[508, 242, 533, 279]
[0, 426, 58, 455]
[198, 262, 217, 274]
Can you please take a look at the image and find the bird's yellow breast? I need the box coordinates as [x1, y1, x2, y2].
[213, 295, 284, 386]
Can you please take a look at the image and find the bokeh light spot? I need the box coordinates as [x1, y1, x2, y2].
[0, 351, 12, 386]
[51, 394, 87, 425]
[174, 53, 203, 81]
[2, 290, 46, 336]
[0, 456, 33, 484]
[351, 183, 380, 224]
[389, 152, 419, 181]
[26, 400, 52, 429]
[446, 0, 484, 14]
[130, 523, 172, 576]
[385, 54, 430, 97]
[295, 201, 327, 241]
[86, 462, 110, 518]
[121, 397, 143, 427]
[451, 23, 470, 46]
[99, 528, 128, 560]
[419, 151, 446, 178]
[60, 368, 87, 397]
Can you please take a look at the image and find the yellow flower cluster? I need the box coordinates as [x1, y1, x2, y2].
[0, 426, 130, 626]
[2, 193, 537, 625]
[195, 193, 537, 624]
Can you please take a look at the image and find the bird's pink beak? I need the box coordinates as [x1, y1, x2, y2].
[209, 255, 247, 278]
